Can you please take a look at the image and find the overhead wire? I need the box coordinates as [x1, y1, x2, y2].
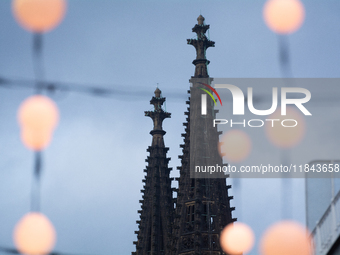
[0, 76, 188, 101]
[0, 246, 99, 255]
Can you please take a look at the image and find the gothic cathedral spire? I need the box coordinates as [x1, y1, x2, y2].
[171, 15, 236, 254]
[133, 88, 173, 255]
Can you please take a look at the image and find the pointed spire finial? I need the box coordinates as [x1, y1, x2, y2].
[187, 16, 215, 78]
[155, 87, 161, 98]
[145, 90, 171, 143]
[197, 15, 204, 25]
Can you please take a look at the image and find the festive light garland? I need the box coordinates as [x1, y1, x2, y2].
[0, 1, 314, 255]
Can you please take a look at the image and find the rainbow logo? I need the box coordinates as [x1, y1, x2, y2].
[198, 82, 223, 106]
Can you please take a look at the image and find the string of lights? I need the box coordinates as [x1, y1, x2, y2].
[3, 0, 315, 255]
[10, 1, 79, 255]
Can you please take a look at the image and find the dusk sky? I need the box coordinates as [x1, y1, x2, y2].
[1, 0, 340, 254]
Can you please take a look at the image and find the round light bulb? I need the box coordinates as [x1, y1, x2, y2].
[18, 95, 59, 151]
[218, 129, 251, 163]
[13, 212, 56, 255]
[12, 0, 67, 33]
[263, 0, 305, 34]
[260, 220, 313, 255]
[220, 222, 255, 255]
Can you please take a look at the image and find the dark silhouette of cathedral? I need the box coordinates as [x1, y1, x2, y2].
[133, 15, 236, 255]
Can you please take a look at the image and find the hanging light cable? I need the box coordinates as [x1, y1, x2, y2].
[11, 1, 67, 254]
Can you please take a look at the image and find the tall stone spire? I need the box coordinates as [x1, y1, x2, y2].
[187, 15, 215, 78]
[132, 88, 173, 255]
[171, 16, 236, 254]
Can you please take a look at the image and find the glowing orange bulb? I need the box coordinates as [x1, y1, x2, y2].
[18, 95, 59, 151]
[263, 0, 305, 34]
[260, 221, 313, 255]
[12, 0, 67, 33]
[13, 212, 56, 255]
[265, 106, 305, 148]
[218, 130, 251, 163]
[220, 222, 255, 255]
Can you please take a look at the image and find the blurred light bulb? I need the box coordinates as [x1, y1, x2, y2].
[14, 212, 56, 255]
[263, 0, 305, 34]
[18, 95, 59, 151]
[260, 220, 313, 255]
[218, 129, 251, 163]
[12, 0, 67, 33]
[220, 222, 255, 255]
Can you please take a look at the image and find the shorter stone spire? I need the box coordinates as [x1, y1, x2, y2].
[133, 89, 173, 255]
